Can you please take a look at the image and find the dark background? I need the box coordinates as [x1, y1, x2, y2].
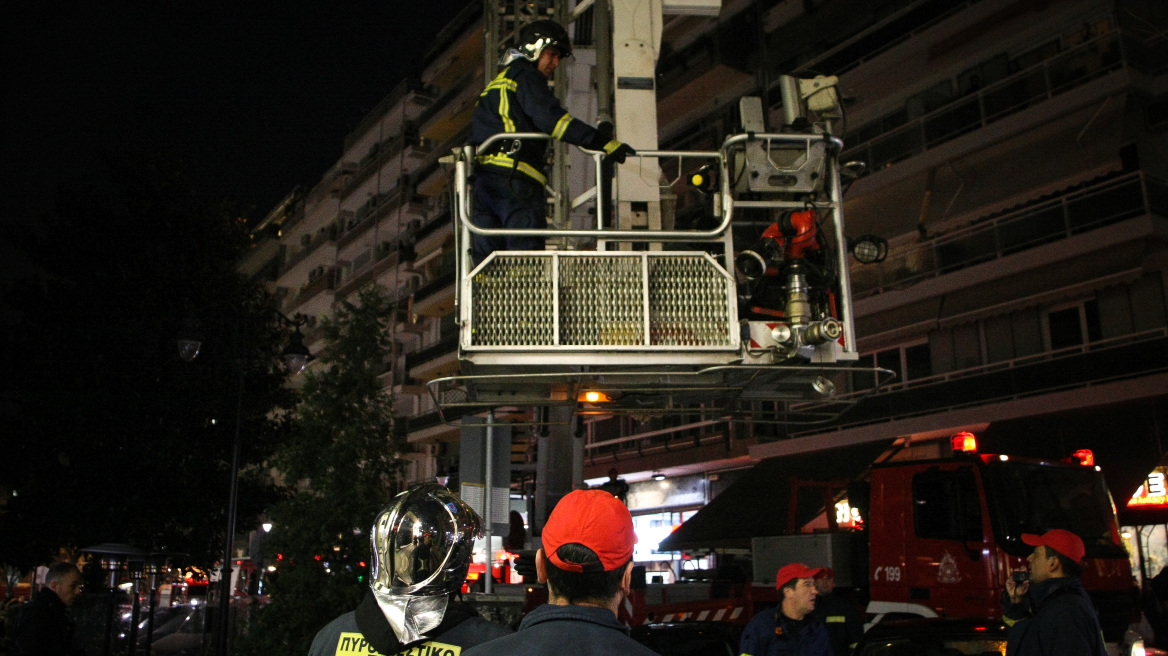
[2, 0, 474, 225]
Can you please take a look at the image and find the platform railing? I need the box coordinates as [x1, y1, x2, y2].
[451, 131, 857, 357]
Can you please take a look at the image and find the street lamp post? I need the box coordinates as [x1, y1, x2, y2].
[178, 312, 309, 656]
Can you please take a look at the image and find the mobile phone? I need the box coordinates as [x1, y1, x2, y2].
[1012, 571, 1029, 584]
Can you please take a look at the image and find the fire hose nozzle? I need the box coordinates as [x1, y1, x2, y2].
[803, 318, 842, 345]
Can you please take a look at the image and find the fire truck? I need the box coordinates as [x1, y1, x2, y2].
[620, 433, 1136, 644]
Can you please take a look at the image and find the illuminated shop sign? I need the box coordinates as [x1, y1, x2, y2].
[1128, 469, 1168, 508]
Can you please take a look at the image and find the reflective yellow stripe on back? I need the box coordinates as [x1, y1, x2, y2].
[333, 632, 461, 656]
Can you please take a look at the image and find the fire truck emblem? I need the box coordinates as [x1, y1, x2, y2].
[937, 551, 962, 584]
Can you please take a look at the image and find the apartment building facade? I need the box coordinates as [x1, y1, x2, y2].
[243, 0, 1168, 573]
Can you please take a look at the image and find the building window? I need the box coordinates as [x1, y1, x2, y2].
[1046, 300, 1102, 351]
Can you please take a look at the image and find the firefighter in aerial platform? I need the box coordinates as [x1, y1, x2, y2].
[308, 483, 511, 656]
[469, 19, 636, 264]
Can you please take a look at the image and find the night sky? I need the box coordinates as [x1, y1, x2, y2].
[2, 0, 475, 224]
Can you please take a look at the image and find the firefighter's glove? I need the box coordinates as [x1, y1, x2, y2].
[601, 140, 636, 165]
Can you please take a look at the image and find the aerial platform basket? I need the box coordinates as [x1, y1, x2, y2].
[426, 130, 888, 423]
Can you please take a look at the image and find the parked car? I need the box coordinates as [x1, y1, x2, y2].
[117, 606, 181, 643]
[145, 604, 211, 656]
[629, 621, 741, 656]
[854, 616, 1168, 656]
[853, 617, 1009, 656]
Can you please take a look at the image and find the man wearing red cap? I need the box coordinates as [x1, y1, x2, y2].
[463, 489, 657, 656]
[1003, 528, 1106, 656]
[739, 563, 832, 656]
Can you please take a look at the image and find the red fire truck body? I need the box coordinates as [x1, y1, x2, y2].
[621, 439, 1135, 641]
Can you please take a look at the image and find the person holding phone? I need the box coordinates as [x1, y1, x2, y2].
[1002, 529, 1106, 656]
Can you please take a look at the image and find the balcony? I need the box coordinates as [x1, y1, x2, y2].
[789, 328, 1168, 439]
[282, 224, 338, 274]
[405, 408, 464, 443]
[786, 0, 976, 78]
[415, 126, 472, 197]
[850, 172, 1168, 299]
[411, 267, 456, 318]
[335, 239, 416, 299]
[406, 333, 459, 384]
[343, 130, 422, 199]
[841, 30, 1128, 172]
[414, 210, 452, 255]
[288, 266, 336, 315]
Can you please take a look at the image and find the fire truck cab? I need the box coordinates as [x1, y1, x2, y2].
[622, 435, 1136, 644]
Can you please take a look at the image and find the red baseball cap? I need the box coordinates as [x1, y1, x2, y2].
[814, 567, 835, 580]
[775, 563, 825, 589]
[1023, 529, 1086, 564]
[542, 489, 637, 573]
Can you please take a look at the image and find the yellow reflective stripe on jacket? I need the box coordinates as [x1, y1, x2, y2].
[333, 632, 461, 656]
[482, 69, 518, 133]
[482, 78, 517, 93]
[1003, 616, 1020, 627]
[824, 615, 847, 623]
[498, 86, 514, 132]
[474, 154, 547, 186]
[551, 112, 572, 140]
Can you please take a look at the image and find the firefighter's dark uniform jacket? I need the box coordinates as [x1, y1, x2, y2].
[461, 603, 658, 656]
[469, 56, 602, 186]
[739, 607, 832, 656]
[308, 593, 511, 656]
[1002, 576, 1106, 656]
[811, 592, 864, 656]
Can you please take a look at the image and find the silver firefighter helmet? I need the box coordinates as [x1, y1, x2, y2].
[370, 483, 482, 597]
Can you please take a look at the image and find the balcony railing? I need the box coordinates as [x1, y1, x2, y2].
[414, 210, 451, 244]
[850, 171, 1168, 298]
[842, 30, 1127, 171]
[413, 267, 456, 303]
[405, 333, 458, 372]
[789, 0, 975, 78]
[791, 328, 1168, 437]
[584, 417, 733, 459]
[282, 225, 337, 273]
[291, 267, 336, 307]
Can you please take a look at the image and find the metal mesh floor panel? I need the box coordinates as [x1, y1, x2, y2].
[470, 256, 554, 346]
[648, 256, 732, 346]
[469, 253, 734, 348]
[559, 256, 644, 346]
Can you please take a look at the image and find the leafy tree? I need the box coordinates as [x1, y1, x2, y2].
[238, 284, 403, 656]
[0, 154, 294, 575]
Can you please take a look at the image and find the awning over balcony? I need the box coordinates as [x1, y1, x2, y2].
[658, 438, 896, 551]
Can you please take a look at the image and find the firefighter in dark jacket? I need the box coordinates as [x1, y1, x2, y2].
[811, 568, 864, 656]
[1002, 528, 1107, 656]
[463, 489, 657, 656]
[469, 19, 635, 264]
[739, 563, 833, 656]
[11, 563, 85, 656]
[308, 484, 511, 656]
